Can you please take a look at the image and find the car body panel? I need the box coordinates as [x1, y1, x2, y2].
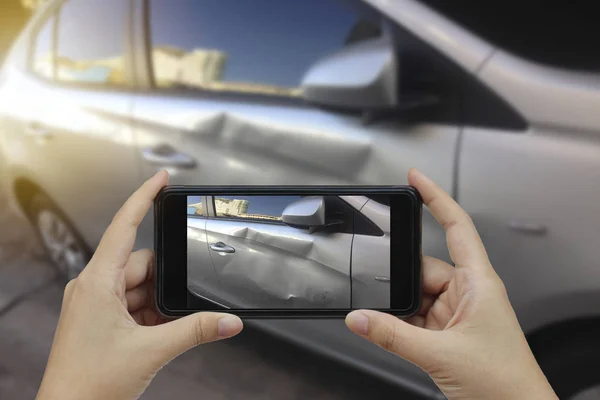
[203, 216, 353, 309]
[0, 68, 139, 246]
[478, 50, 600, 133]
[459, 126, 600, 333]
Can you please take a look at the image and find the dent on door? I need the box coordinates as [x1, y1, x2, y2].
[202, 220, 352, 308]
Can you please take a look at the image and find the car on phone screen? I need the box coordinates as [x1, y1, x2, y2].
[187, 195, 390, 309]
[1, 0, 599, 398]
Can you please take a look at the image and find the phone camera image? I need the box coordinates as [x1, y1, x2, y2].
[186, 194, 391, 310]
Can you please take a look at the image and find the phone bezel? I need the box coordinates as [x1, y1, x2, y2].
[155, 186, 422, 318]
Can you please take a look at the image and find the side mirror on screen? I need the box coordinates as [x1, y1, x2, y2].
[281, 196, 326, 229]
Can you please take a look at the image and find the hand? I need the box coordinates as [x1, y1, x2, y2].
[36, 171, 243, 400]
[345, 169, 557, 400]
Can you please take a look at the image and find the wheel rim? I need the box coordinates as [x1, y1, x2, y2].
[570, 385, 600, 400]
[37, 210, 86, 279]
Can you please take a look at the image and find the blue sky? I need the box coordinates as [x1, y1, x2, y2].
[150, 0, 357, 87]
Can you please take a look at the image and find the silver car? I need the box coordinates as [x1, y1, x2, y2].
[187, 195, 390, 309]
[1, 0, 599, 398]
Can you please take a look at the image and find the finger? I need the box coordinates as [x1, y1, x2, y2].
[125, 249, 154, 290]
[416, 293, 436, 317]
[91, 170, 168, 271]
[346, 309, 438, 370]
[132, 307, 167, 326]
[406, 315, 426, 328]
[126, 281, 152, 312]
[422, 256, 454, 295]
[408, 168, 490, 270]
[147, 313, 243, 363]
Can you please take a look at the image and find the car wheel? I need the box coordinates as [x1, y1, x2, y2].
[535, 332, 600, 400]
[27, 192, 90, 280]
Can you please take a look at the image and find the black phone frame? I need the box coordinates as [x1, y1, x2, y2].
[155, 185, 422, 318]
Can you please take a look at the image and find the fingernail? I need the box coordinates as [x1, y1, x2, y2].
[218, 315, 242, 338]
[346, 311, 369, 336]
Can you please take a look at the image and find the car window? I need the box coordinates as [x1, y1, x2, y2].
[187, 196, 204, 217]
[31, 12, 55, 79]
[214, 196, 302, 222]
[147, 0, 362, 97]
[55, 0, 129, 86]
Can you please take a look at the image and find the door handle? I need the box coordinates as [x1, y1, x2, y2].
[141, 144, 196, 169]
[209, 242, 235, 254]
[25, 123, 53, 141]
[508, 221, 548, 236]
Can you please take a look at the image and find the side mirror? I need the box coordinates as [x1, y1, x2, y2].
[300, 36, 398, 110]
[281, 196, 326, 229]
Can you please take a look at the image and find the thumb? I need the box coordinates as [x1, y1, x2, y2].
[346, 310, 439, 370]
[148, 312, 243, 362]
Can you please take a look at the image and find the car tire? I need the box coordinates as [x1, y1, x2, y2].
[534, 331, 600, 400]
[27, 192, 91, 280]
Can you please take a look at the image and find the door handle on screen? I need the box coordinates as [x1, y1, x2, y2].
[141, 144, 196, 169]
[374, 276, 390, 283]
[209, 242, 236, 254]
[25, 123, 53, 141]
[508, 221, 548, 236]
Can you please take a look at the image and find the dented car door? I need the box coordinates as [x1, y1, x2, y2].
[199, 195, 352, 308]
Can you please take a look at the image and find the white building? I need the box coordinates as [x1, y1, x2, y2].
[214, 198, 248, 216]
[152, 46, 227, 87]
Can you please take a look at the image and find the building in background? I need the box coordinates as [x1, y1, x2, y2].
[152, 46, 227, 88]
[188, 202, 204, 216]
[214, 198, 249, 217]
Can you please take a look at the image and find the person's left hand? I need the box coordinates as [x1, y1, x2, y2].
[36, 171, 243, 400]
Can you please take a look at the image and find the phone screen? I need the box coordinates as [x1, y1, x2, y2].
[157, 187, 421, 317]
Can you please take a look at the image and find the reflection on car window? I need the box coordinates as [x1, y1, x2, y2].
[55, 0, 128, 86]
[214, 196, 301, 222]
[32, 13, 55, 79]
[148, 0, 359, 97]
[187, 196, 204, 216]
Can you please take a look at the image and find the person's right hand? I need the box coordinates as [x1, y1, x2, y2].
[345, 169, 558, 400]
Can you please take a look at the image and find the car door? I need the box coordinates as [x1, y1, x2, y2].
[458, 52, 600, 333]
[202, 195, 352, 308]
[3, 0, 140, 246]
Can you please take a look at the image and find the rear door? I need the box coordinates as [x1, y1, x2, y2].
[4, 0, 140, 246]
[203, 195, 353, 308]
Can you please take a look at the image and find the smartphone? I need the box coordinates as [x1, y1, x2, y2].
[155, 186, 422, 318]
